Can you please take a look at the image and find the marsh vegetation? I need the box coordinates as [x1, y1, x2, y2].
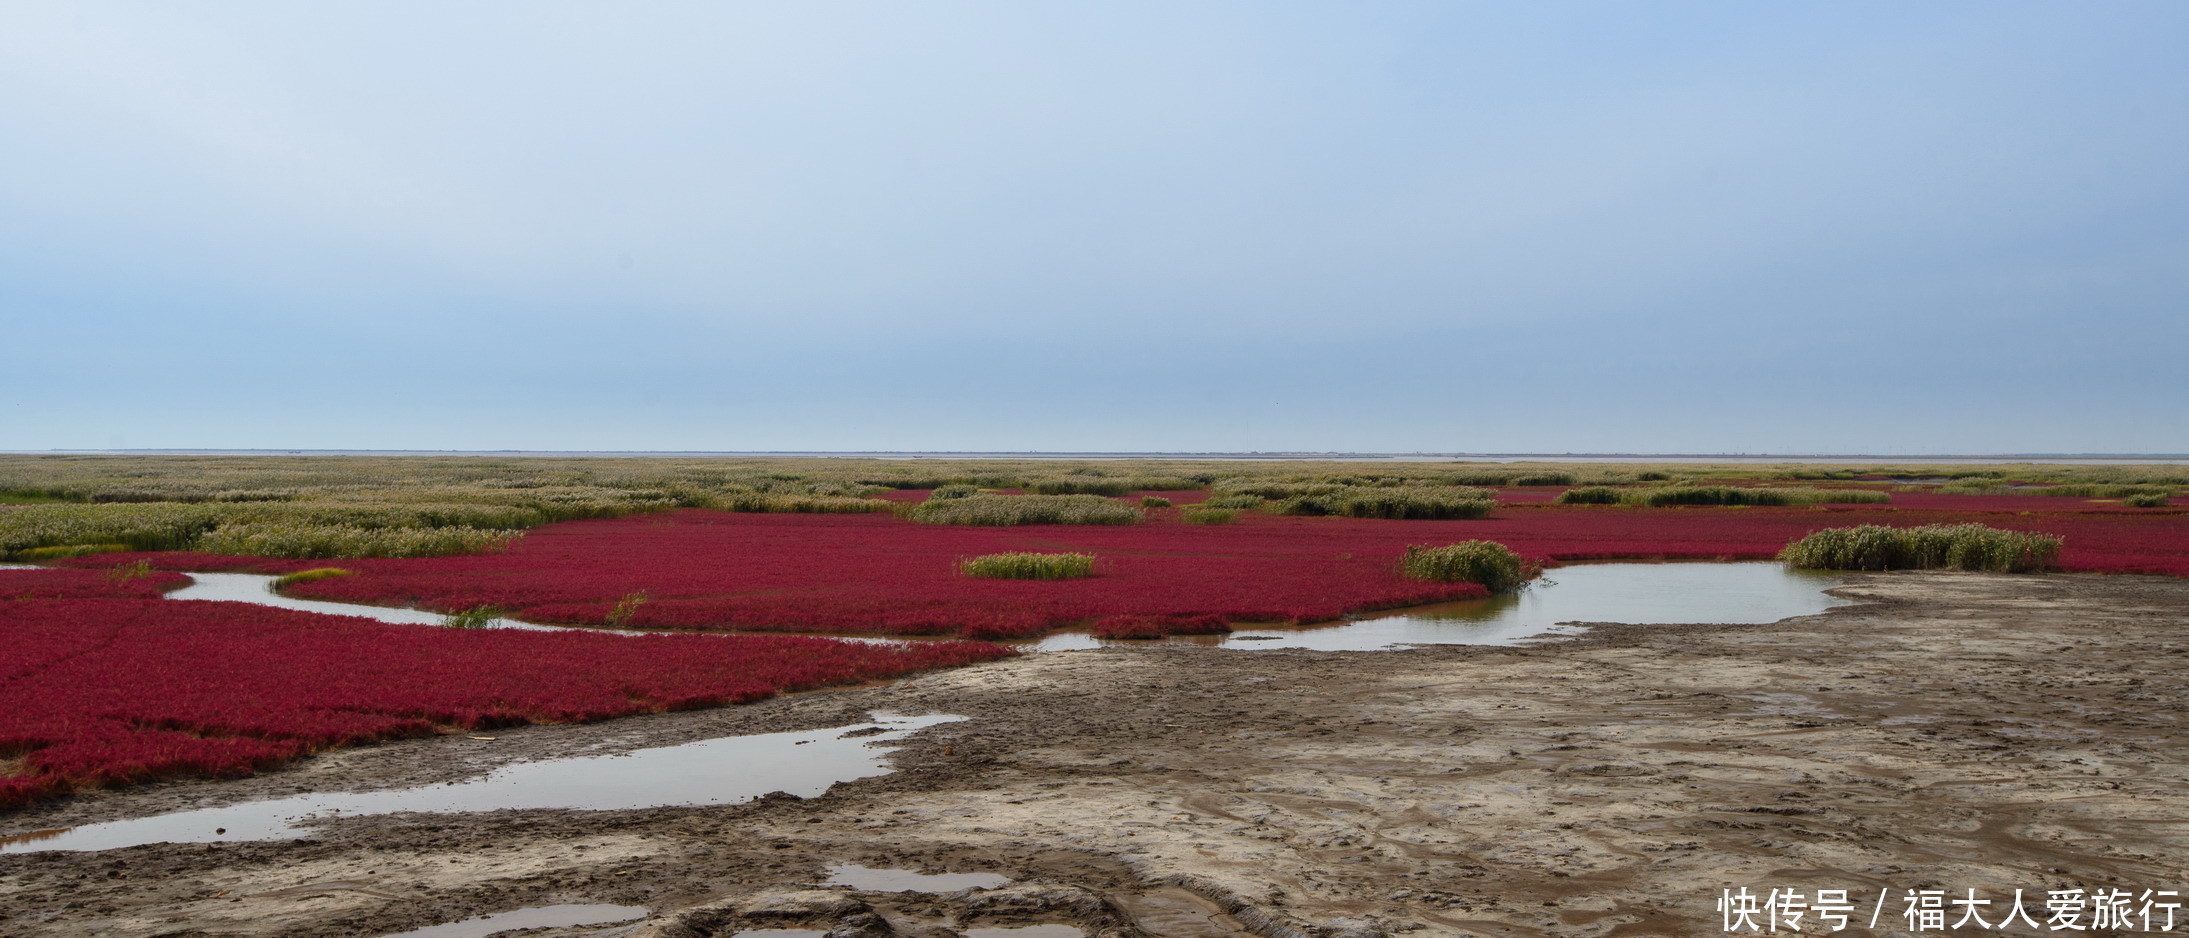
[957, 552, 1098, 580]
[1400, 541, 1530, 592]
[1779, 523, 2062, 572]
[1, 454, 2177, 562]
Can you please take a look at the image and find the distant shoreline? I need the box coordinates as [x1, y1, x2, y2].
[7, 450, 2187, 465]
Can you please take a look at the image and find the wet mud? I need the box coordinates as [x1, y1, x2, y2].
[2, 571, 2185, 937]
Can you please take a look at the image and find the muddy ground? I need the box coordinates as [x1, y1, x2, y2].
[2, 571, 2185, 938]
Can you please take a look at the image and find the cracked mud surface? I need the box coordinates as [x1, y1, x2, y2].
[2, 571, 2185, 937]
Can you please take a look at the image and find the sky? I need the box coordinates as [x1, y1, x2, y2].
[3, 2, 2185, 455]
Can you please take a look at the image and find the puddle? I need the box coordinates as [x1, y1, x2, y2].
[1, 713, 960, 854]
[377, 904, 648, 938]
[1028, 562, 1850, 652]
[965, 927, 1086, 938]
[823, 862, 1010, 892]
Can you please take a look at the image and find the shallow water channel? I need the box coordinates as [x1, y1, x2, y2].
[167, 571, 562, 630]
[1031, 561, 1850, 651]
[0, 713, 960, 854]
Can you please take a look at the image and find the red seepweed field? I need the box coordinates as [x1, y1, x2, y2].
[0, 581, 1009, 808]
[8, 487, 2185, 810]
[59, 492, 2180, 642]
[0, 568, 190, 601]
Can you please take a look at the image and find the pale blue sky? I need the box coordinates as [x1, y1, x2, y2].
[4, 2, 2184, 454]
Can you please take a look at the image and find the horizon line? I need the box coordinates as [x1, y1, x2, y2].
[8, 449, 2189, 462]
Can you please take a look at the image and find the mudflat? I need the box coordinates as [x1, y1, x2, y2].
[2, 571, 2183, 937]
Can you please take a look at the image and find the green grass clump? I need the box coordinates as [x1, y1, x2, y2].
[1180, 507, 1238, 525]
[2121, 492, 2172, 508]
[440, 605, 504, 629]
[957, 552, 1096, 580]
[1140, 496, 1172, 508]
[273, 567, 354, 588]
[105, 560, 155, 584]
[14, 543, 132, 560]
[0, 491, 72, 505]
[1401, 541, 1529, 592]
[1203, 494, 1265, 510]
[907, 494, 1142, 526]
[1271, 487, 1494, 520]
[1778, 524, 2061, 572]
[928, 484, 981, 500]
[1555, 487, 1622, 505]
[605, 590, 649, 627]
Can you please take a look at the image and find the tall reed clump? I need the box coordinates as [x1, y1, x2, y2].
[702, 492, 896, 514]
[1180, 507, 1238, 525]
[928, 484, 981, 500]
[1555, 487, 1622, 505]
[193, 523, 522, 559]
[2121, 493, 2173, 508]
[1140, 496, 1172, 508]
[1271, 487, 1494, 520]
[1026, 475, 1201, 496]
[1778, 524, 2061, 572]
[907, 494, 1142, 526]
[1400, 541, 1530, 592]
[2021, 483, 2174, 499]
[1557, 486, 1891, 507]
[958, 552, 1096, 580]
[0, 503, 231, 556]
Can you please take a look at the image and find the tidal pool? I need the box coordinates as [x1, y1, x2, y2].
[0, 713, 960, 854]
[1030, 561, 1850, 652]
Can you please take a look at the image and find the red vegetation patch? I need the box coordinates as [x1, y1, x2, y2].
[275, 503, 2189, 639]
[0, 599, 1009, 808]
[0, 568, 191, 600]
[276, 511, 1497, 640]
